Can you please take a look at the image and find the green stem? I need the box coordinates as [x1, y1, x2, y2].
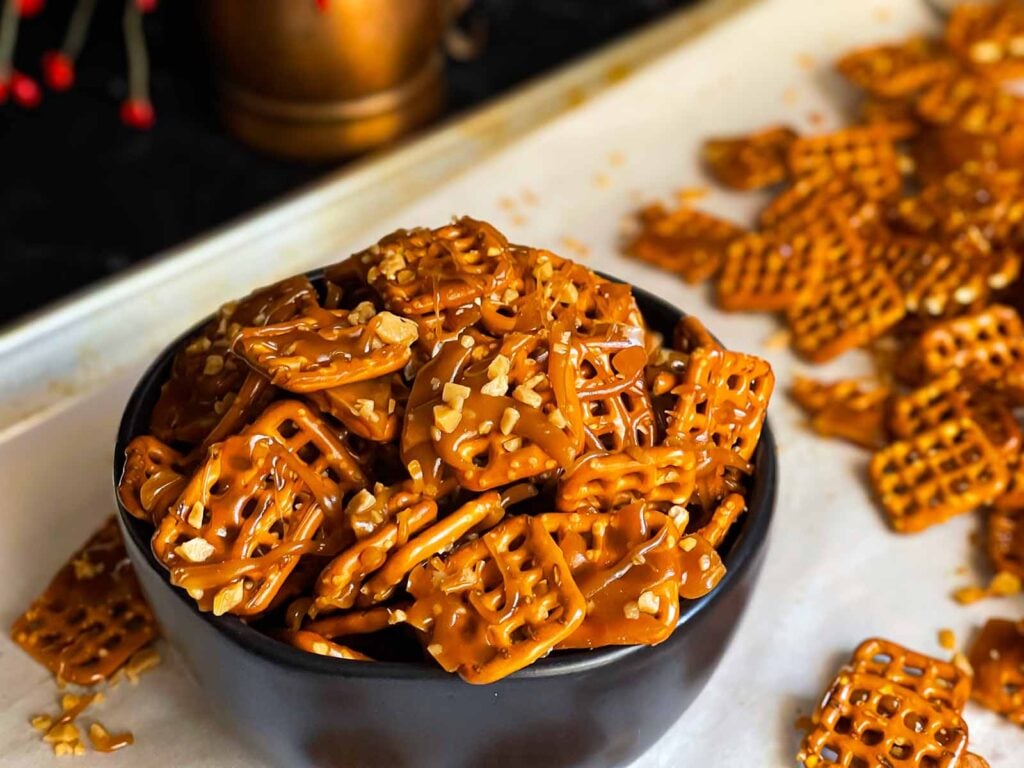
[62, 0, 98, 60]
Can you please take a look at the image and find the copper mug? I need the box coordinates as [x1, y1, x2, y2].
[200, 0, 446, 161]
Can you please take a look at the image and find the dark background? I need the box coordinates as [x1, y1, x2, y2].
[0, 0, 686, 327]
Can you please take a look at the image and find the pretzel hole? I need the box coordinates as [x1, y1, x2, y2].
[820, 746, 841, 762]
[934, 727, 961, 746]
[66, 609, 86, 626]
[834, 715, 853, 734]
[278, 419, 301, 439]
[903, 711, 928, 733]
[211, 480, 230, 497]
[849, 758, 869, 768]
[861, 729, 884, 747]
[297, 442, 322, 464]
[878, 694, 901, 717]
[851, 688, 871, 704]
[123, 614, 147, 633]
[889, 740, 912, 759]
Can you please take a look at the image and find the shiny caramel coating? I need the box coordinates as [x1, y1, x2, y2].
[702, 125, 796, 191]
[791, 376, 891, 450]
[968, 618, 1024, 725]
[306, 374, 408, 443]
[118, 435, 188, 524]
[848, 637, 971, 713]
[626, 204, 741, 284]
[556, 446, 696, 513]
[717, 231, 827, 312]
[988, 492, 1024, 579]
[11, 517, 157, 685]
[837, 38, 956, 99]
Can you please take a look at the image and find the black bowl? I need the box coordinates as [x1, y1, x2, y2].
[113, 276, 777, 768]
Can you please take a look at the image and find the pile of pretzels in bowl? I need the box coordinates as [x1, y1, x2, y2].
[117, 217, 774, 684]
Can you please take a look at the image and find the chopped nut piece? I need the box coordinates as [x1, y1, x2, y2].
[442, 383, 471, 406]
[637, 590, 661, 614]
[547, 408, 568, 429]
[348, 489, 377, 515]
[488, 354, 511, 379]
[938, 628, 956, 651]
[953, 585, 987, 605]
[433, 405, 463, 434]
[989, 571, 1021, 596]
[680, 537, 697, 552]
[185, 337, 212, 355]
[213, 581, 245, 616]
[71, 556, 104, 581]
[203, 355, 225, 376]
[354, 398, 376, 420]
[480, 376, 508, 397]
[186, 502, 205, 529]
[503, 437, 523, 452]
[374, 312, 419, 346]
[623, 601, 641, 620]
[512, 385, 543, 409]
[176, 537, 215, 563]
[124, 646, 161, 682]
[459, 335, 476, 349]
[378, 251, 407, 280]
[478, 420, 494, 435]
[31, 714, 53, 732]
[347, 301, 377, 325]
[500, 407, 521, 436]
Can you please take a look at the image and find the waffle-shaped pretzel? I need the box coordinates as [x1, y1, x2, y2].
[305, 605, 402, 639]
[672, 315, 722, 354]
[345, 217, 520, 316]
[837, 37, 956, 98]
[947, 0, 1024, 81]
[895, 165, 1023, 238]
[11, 517, 157, 685]
[988, 492, 1024, 579]
[869, 237, 993, 318]
[406, 514, 587, 684]
[787, 262, 905, 363]
[677, 533, 727, 600]
[786, 125, 906, 202]
[540, 506, 682, 649]
[870, 418, 1010, 533]
[235, 305, 418, 393]
[340, 492, 505, 609]
[306, 374, 408, 443]
[913, 305, 1024, 385]
[759, 170, 882, 248]
[889, 370, 1021, 457]
[968, 617, 1024, 724]
[697, 492, 746, 548]
[118, 436, 188, 524]
[716, 231, 827, 312]
[403, 332, 581, 493]
[312, 499, 439, 613]
[791, 376, 891, 450]
[701, 125, 797, 190]
[569, 322, 656, 453]
[342, 481, 429, 540]
[667, 346, 775, 462]
[284, 630, 373, 661]
[193, 370, 277, 458]
[625, 203, 742, 284]
[849, 638, 972, 712]
[797, 670, 969, 768]
[556, 446, 696, 512]
[149, 275, 316, 444]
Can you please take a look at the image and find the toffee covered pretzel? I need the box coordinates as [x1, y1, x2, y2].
[106, 218, 773, 684]
[701, 125, 796, 191]
[849, 637, 971, 713]
[626, 204, 741, 284]
[967, 617, 1024, 725]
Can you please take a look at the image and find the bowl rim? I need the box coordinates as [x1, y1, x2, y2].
[113, 274, 777, 682]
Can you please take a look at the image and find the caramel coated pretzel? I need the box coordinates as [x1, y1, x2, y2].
[837, 37, 955, 98]
[540, 506, 682, 649]
[672, 315, 722, 354]
[988, 492, 1024, 579]
[403, 332, 580, 493]
[305, 605, 401, 639]
[701, 125, 796, 190]
[697, 492, 746, 549]
[758, 170, 881, 244]
[912, 305, 1024, 385]
[666, 346, 774, 463]
[556, 446, 696, 513]
[149, 275, 316, 445]
[306, 374, 408, 443]
[849, 638, 971, 713]
[313, 499, 438, 613]
[118, 435, 188, 524]
[677, 532, 726, 600]
[786, 125, 906, 202]
[344, 217, 520, 316]
[626, 203, 741, 284]
[283, 630, 373, 661]
[11, 517, 157, 685]
[798, 670, 968, 768]
[786, 261, 905, 363]
[870, 417, 1010, 533]
[947, 0, 1024, 81]
[716, 231, 827, 312]
[235, 305, 418, 393]
[406, 514, 587, 684]
[791, 376, 891, 450]
[968, 617, 1024, 725]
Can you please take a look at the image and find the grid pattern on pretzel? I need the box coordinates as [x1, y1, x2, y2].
[759, 171, 879, 240]
[573, 326, 656, 453]
[118, 435, 188, 523]
[870, 418, 1010, 533]
[968, 618, 1024, 723]
[787, 127, 903, 201]
[409, 515, 585, 684]
[716, 232, 826, 311]
[627, 205, 741, 284]
[915, 305, 1024, 381]
[556, 446, 696, 512]
[837, 38, 955, 98]
[947, 2, 1024, 80]
[11, 518, 157, 685]
[787, 262, 905, 363]
[701, 125, 796, 190]
[798, 671, 968, 768]
[989, 494, 1024, 577]
[889, 371, 972, 440]
[869, 237, 992, 317]
[668, 347, 774, 461]
[850, 638, 971, 712]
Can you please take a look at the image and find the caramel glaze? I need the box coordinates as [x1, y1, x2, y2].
[89, 724, 135, 753]
[305, 375, 408, 443]
[234, 305, 415, 393]
[118, 436, 188, 524]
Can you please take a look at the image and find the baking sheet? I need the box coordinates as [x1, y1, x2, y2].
[2, 0, 1023, 765]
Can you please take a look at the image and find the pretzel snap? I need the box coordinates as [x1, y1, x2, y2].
[556, 445, 696, 513]
[791, 376, 891, 450]
[870, 417, 1010, 533]
[306, 374, 408, 443]
[968, 617, 1024, 725]
[11, 517, 157, 685]
[716, 231, 827, 312]
[798, 670, 969, 768]
[947, 0, 1024, 81]
[406, 514, 587, 684]
[849, 637, 972, 713]
[701, 125, 796, 190]
[988, 492, 1024, 579]
[626, 203, 741, 284]
[786, 125, 906, 202]
[235, 305, 418, 393]
[540, 505, 682, 649]
[118, 435, 188, 524]
[912, 305, 1024, 385]
[837, 38, 955, 98]
[787, 261, 905, 363]
[149, 275, 315, 445]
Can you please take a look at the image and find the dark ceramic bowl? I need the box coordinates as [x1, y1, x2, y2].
[113, 276, 777, 768]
